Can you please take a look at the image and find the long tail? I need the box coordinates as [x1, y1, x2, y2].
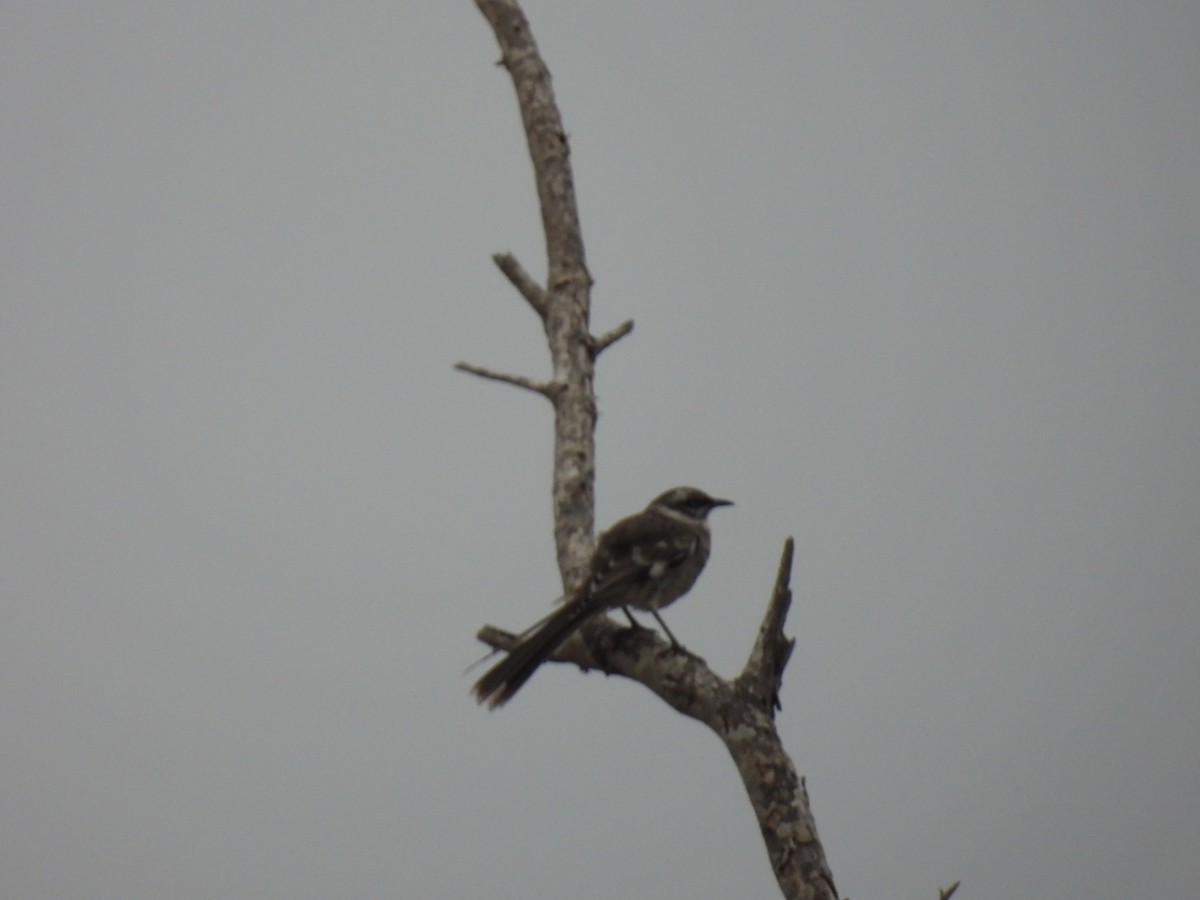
[473, 595, 597, 708]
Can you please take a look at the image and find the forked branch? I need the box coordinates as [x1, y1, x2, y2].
[467, 3, 839, 898]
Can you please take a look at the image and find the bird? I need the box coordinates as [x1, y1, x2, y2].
[473, 486, 732, 708]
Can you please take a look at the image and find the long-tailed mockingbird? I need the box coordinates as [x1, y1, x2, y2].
[473, 486, 732, 708]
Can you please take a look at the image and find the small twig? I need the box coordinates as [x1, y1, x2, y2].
[476, 624, 522, 652]
[590, 318, 634, 356]
[477, 621, 607, 670]
[939, 880, 961, 900]
[493, 252, 548, 318]
[454, 362, 558, 398]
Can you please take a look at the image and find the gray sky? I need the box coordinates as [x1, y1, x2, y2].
[3, 3, 1198, 898]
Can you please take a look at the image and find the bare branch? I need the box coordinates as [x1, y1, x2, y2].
[475, 624, 520, 651]
[939, 880, 962, 900]
[454, 362, 558, 398]
[476, 0, 596, 591]
[591, 318, 635, 356]
[477, 621, 605, 669]
[475, 0, 589, 286]
[492, 252, 548, 317]
[476, 587, 838, 900]
[737, 538, 798, 714]
[469, 4, 840, 898]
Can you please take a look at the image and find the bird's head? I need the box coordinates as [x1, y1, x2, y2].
[649, 486, 733, 521]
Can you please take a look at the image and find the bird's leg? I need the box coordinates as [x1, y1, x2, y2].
[621, 606, 647, 631]
[649, 610, 681, 649]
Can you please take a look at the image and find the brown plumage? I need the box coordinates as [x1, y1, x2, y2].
[473, 487, 731, 708]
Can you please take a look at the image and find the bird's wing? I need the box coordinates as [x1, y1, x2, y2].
[587, 512, 698, 604]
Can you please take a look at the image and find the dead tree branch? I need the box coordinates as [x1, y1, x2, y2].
[468, 3, 838, 898]
[475, 539, 838, 899]
[590, 318, 635, 356]
[453, 362, 558, 398]
[491, 252, 547, 317]
[472, 0, 598, 591]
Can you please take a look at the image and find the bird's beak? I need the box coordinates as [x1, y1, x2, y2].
[710, 498, 733, 509]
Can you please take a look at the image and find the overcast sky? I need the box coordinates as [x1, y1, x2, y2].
[3, 3, 1198, 898]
